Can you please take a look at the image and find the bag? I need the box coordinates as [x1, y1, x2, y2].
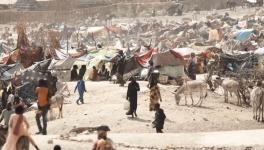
[124, 100, 130, 110]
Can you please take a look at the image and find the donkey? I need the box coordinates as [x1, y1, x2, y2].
[49, 82, 70, 120]
[174, 80, 208, 106]
[214, 77, 242, 105]
[251, 82, 264, 122]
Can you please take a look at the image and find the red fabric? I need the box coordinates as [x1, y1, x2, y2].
[4, 48, 44, 68]
[169, 50, 184, 61]
[134, 48, 155, 66]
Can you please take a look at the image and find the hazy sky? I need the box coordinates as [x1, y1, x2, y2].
[0, 0, 50, 4]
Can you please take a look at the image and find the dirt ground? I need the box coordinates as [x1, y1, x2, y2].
[24, 77, 264, 135]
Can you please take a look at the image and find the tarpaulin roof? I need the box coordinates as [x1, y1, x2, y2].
[152, 50, 184, 67]
[55, 49, 87, 60]
[48, 57, 76, 70]
[235, 29, 254, 42]
[134, 48, 155, 67]
[87, 48, 118, 60]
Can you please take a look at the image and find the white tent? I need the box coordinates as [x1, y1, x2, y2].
[49, 58, 76, 82]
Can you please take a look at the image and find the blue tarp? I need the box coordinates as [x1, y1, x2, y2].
[235, 29, 254, 42]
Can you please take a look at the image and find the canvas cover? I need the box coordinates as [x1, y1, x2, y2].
[159, 65, 184, 78]
[49, 58, 76, 81]
[152, 50, 184, 67]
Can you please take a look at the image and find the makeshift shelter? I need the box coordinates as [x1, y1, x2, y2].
[4, 24, 45, 68]
[235, 29, 254, 42]
[0, 63, 24, 81]
[14, 61, 57, 101]
[123, 56, 143, 81]
[48, 57, 76, 82]
[218, 53, 258, 77]
[84, 48, 117, 78]
[122, 48, 155, 80]
[152, 50, 184, 78]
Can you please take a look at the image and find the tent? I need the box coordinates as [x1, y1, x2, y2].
[171, 47, 198, 60]
[134, 48, 155, 67]
[152, 50, 184, 78]
[123, 56, 143, 81]
[48, 57, 76, 81]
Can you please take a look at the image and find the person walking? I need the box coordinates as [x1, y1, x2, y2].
[152, 103, 166, 133]
[2, 105, 39, 150]
[126, 77, 140, 118]
[74, 76, 87, 105]
[149, 81, 162, 111]
[35, 79, 49, 135]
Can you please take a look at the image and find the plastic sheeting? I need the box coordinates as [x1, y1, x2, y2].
[254, 48, 264, 55]
[235, 29, 254, 42]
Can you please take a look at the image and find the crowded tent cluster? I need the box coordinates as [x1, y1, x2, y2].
[2, 1, 264, 149]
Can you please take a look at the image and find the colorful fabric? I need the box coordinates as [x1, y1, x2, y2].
[149, 85, 161, 111]
[36, 87, 49, 107]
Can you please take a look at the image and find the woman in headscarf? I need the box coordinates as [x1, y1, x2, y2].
[149, 71, 162, 111]
[126, 77, 140, 117]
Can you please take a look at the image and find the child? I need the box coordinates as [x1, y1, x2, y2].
[152, 103, 166, 133]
